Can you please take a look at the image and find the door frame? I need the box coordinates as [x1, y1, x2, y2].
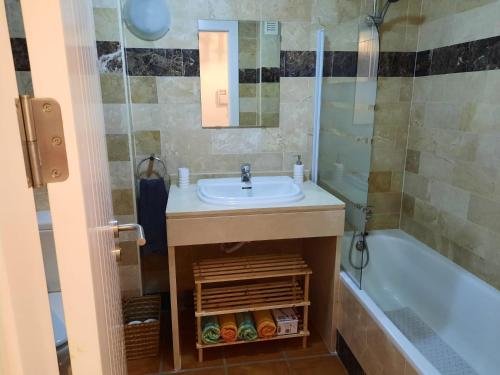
[19, 0, 126, 373]
[0, 2, 59, 374]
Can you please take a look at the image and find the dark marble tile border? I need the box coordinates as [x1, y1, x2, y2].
[416, 35, 500, 76]
[280, 50, 316, 77]
[10, 38, 30, 71]
[337, 331, 366, 375]
[97, 41, 122, 73]
[378, 52, 416, 77]
[239, 67, 280, 83]
[11, 36, 500, 78]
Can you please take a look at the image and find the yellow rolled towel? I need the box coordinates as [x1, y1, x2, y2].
[220, 314, 238, 343]
[253, 310, 276, 338]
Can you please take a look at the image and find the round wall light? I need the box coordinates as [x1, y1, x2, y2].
[123, 0, 171, 41]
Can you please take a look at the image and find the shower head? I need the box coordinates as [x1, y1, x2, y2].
[367, 0, 399, 27]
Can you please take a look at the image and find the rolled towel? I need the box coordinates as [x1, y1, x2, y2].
[253, 310, 276, 338]
[201, 316, 220, 344]
[220, 314, 238, 343]
[236, 312, 258, 341]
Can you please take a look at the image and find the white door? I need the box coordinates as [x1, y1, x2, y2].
[15, 0, 126, 374]
[0, 4, 60, 374]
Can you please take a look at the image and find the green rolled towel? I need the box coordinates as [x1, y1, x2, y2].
[201, 316, 221, 344]
[236, 312, 258, 341]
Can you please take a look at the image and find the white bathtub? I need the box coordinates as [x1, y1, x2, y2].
[341, 229, 500, 375]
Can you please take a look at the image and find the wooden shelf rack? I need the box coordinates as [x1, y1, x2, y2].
[193, 254, 312, 362]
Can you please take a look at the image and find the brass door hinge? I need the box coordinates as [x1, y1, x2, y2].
[16, 95, 69, 188]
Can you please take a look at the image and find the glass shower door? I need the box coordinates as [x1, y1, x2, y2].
[317, 22, 379, 287]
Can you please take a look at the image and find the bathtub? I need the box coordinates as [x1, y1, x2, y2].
[340, 229, 500, 375]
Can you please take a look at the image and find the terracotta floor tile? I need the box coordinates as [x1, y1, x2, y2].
[181, 369, 226, 375]
[179, 333, 224, 370]
[227, 361, 291, 375]
[224, 340, 285, 364]
[126, 355, 161, 375]
[288, 356, 347, 375]
[282, 328, 330, 358]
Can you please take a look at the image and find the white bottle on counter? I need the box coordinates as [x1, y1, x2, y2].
[332, 153, 344, 184]
[293, 155, 304, 185]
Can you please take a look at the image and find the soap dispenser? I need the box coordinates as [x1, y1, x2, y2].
[293, 155, 304, 185]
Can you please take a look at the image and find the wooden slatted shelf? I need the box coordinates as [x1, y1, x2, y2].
[196, 331, 310, 348]
[193, 254, 312, 284]
[194, 281, 310, 316]
[193, 254, 311, 362]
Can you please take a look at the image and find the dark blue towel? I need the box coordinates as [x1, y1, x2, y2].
[138, 178, 168, 256]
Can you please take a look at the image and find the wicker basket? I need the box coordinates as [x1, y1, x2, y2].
[123, 295, 161, 360]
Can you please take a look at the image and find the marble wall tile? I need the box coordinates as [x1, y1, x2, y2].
[126, 48, 183, 76]
[15, 71, 33, 96]
[156, 77, 199, 104]
[369, 172, 392, 193]
[182, 49, 200, 76]
[103, 104, 129, 133]
[93, 0, 117, 8]
[429, 180, 471, 219]
[281, 51, 316, 77]
[134, 130, 161, 156]
[100, 73, 126, 103]
[9, 38, 30, 71]
[96, 41, 122, 73]
[118, 241, 139, 266]
[467, 194, 500, 233]
[93, 7, 120, 41]
[106, 134, 130, 161]
[403, 172, 430, 201]
[129, 76, 158, 104]
[405, 149, 420, 173]
[109, 161, 133, 189]
[118, 265, 141, 295]
[5, 0, 25, 38]
[111, 188, 134, 215]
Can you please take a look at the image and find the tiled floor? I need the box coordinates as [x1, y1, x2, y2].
[127, 311, 347, 375]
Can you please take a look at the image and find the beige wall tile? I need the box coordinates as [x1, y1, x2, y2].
[118, 241, 139, 266]
[106, 134, 130, 161]
[129, 76, 158, 104]
[103, 104, 129, 133]
[109, 161, 134, 189]
[467, 194, 500, 233]
[111, 188, 135, 215]
[134, 130, 161, 155]
[118, 265, 141, 294]
[100, 74, 126, 104]
[93, 8, 120, 41]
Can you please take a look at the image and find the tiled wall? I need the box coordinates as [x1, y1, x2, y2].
[96, 0, 320, 188]
[93, 2, 144, 297]
[401, 0, 500, 289]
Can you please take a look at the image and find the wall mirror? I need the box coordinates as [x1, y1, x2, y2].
[198, 20, 281, 128]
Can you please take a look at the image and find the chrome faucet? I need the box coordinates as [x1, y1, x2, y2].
[241, 163, 252, 189]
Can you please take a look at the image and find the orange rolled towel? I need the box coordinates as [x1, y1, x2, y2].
[253, 310, 276, 338]
[220, 314, 238, 343]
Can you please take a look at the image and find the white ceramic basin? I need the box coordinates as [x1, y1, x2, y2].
[197, 176, 305, 206]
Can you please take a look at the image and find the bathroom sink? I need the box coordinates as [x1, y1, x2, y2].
[197, 176, 305, 206]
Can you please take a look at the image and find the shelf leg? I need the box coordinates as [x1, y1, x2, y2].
[302, 273, 310, 348]
[196, 283, 203, 362]
[168, 246, 182, 370]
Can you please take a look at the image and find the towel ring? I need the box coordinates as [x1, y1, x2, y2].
[136, 154, 167, 179]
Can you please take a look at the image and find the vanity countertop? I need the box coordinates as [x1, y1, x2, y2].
[166, 181, 345, 218]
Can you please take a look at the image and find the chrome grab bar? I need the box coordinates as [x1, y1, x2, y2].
[110, 220, 146, 246]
